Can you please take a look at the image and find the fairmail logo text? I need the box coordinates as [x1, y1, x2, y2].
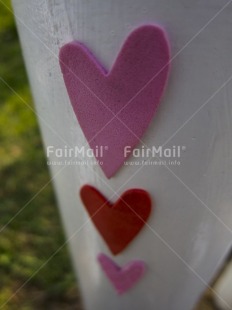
[46, 145, 108, 158]
[124, 145, 185, 159]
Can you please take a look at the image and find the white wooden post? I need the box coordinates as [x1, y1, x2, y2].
[12, 1, 232, 309]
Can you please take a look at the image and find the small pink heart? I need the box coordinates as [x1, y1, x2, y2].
[59, 25, 170, 178]
[98, 253, 146, 295]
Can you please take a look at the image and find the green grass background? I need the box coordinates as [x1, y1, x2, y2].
[0, 2, 81, 309]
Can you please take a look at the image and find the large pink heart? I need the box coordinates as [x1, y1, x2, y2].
[98, 253, 146, 295]
[59, 25, 170, 178]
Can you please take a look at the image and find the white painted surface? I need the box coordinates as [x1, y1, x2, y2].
[12, 1, 232, 309]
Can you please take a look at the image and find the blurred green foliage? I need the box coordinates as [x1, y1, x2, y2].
[0, 1, 80, 309]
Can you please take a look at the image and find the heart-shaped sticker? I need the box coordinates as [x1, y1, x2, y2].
[98, 253, 146, 295]
[80, 185, 152, 255]
[59, 25, 170, 178]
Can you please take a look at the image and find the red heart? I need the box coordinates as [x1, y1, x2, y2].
[80, 185, 152, 255]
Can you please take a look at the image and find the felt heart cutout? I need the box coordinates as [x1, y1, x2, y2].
[80, 185, 152, 255]
[98, 253, 146, 295]
[59, 25, 170, 178]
